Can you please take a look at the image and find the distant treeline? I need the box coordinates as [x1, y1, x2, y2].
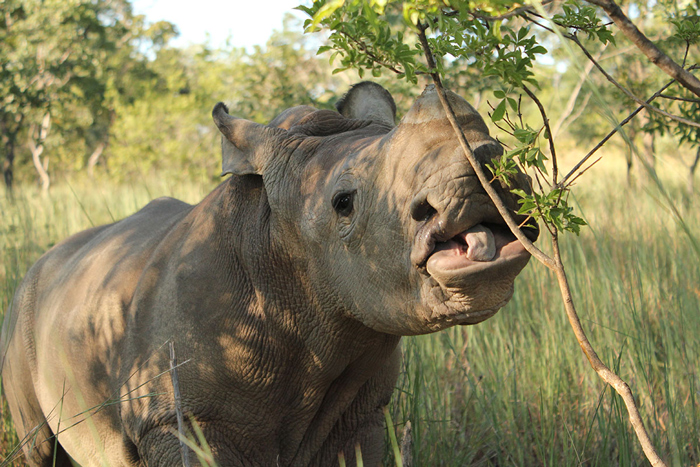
[2, 0, 698, 192]
[0, 0, 370, 190]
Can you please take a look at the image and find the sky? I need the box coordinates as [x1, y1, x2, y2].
[131, 0, 306, 50]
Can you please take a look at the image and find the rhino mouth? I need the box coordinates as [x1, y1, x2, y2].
[412, 217, 539, 288]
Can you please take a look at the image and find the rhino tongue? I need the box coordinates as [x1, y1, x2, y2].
[462, 224, 496, 262]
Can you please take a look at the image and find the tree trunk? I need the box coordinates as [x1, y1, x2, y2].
[625, 127, 636, 186]
[87, 141, 106, 178]
[29, 112, 52, 192]
[689, 146, 700, 194]
[2, 136, 15, 194]
[635, 111, 657, 184]
[552, 57, 597, 138]
[1, 114, 22, 195]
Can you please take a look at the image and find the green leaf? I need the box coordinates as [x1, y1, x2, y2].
[491, 99, 507, 122]
[308, 0, 346, 32]
[493, 20, 503, 41]
[507, 97, 518, 112]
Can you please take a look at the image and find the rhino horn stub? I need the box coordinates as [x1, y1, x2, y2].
[336, 81, 396, 128]
[398, 85, 501, 166]
[212, 102, 287, 176]
[400, 85, 488, 133]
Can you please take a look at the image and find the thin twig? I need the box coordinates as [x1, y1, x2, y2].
[659, 94, 700, 104]
[169, 342, 191, 467]
[583, 0, 700, 97]
[333, 29, 428, 77]
[566, 156, 603, 187]
[561, 77, 676, 187]
[459, 0, 555, 22]
[522, 85, 558, 185]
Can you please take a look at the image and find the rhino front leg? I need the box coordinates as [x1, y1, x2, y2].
[2, 350, 73, 467]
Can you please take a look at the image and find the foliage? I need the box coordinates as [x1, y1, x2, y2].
[0, 0, 151, 186]
[552, 1, 615, 45]
[299, 0, 700, 463]
[0, 6, 350, 186]
[561, 1, 700, 184]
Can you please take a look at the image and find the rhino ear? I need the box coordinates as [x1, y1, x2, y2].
[335, 81, 396, 127]
[212, 102, 286, 176]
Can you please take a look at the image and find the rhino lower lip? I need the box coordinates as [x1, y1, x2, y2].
[426, 226, 528, 280]
[412, 220, 536, 272]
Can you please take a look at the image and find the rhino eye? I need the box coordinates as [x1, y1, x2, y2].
[332, 191, 355, 217]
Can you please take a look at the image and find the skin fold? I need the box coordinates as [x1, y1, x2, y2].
[1, 82, 535, 466]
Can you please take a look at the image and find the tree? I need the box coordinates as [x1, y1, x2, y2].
[557, 0, 700, 185]
[299, 1, 700, 465]
[104, 16, 350, 182]
[0, 0, 158, 192]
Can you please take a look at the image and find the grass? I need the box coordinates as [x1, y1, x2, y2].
[1, 168, 699, 466]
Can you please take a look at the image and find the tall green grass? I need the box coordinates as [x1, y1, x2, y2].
[1, 171, 698, 466]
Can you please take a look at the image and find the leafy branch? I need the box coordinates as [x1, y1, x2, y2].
[583, 0, 700, 97]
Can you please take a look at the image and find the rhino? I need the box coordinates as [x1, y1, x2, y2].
[1, 82, 537, 467]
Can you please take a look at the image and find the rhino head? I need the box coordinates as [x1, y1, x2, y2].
[213, 82, 537, 336]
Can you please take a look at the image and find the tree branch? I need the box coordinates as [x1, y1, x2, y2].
[568, 34, 700, 129]
[552, 55, 598, 138]
[659, 94, 700, 104]
[338, 31, 409, 76]
[28, 113, 52, 191]
[583, 0, 700, 98]
[461, 0, 556, 22]
[522, 85, 558, 184]
[549, 241, 666, 467]
[416, 21, 667, 467]
[561, 77, 676, 187]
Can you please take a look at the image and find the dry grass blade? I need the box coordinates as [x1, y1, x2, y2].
[400, 420, 412, 467]
[169, 341, 191, 467]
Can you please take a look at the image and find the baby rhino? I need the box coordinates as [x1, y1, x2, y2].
[1, 82, 536, 466]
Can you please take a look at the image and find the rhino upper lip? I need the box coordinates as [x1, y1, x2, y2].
[411, 213, 538, 270]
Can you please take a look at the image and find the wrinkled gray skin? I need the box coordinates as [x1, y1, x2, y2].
[1, 83, 536, 467]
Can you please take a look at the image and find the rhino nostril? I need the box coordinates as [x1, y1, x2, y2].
[410, 196, 437, 222]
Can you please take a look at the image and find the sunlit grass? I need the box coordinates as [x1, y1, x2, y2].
[1, 168, 698, 466]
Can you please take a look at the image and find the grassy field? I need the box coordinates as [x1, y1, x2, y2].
[1, 167, 698, 466]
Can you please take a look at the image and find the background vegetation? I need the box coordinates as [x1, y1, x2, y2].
[1, 0, 699, 465]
